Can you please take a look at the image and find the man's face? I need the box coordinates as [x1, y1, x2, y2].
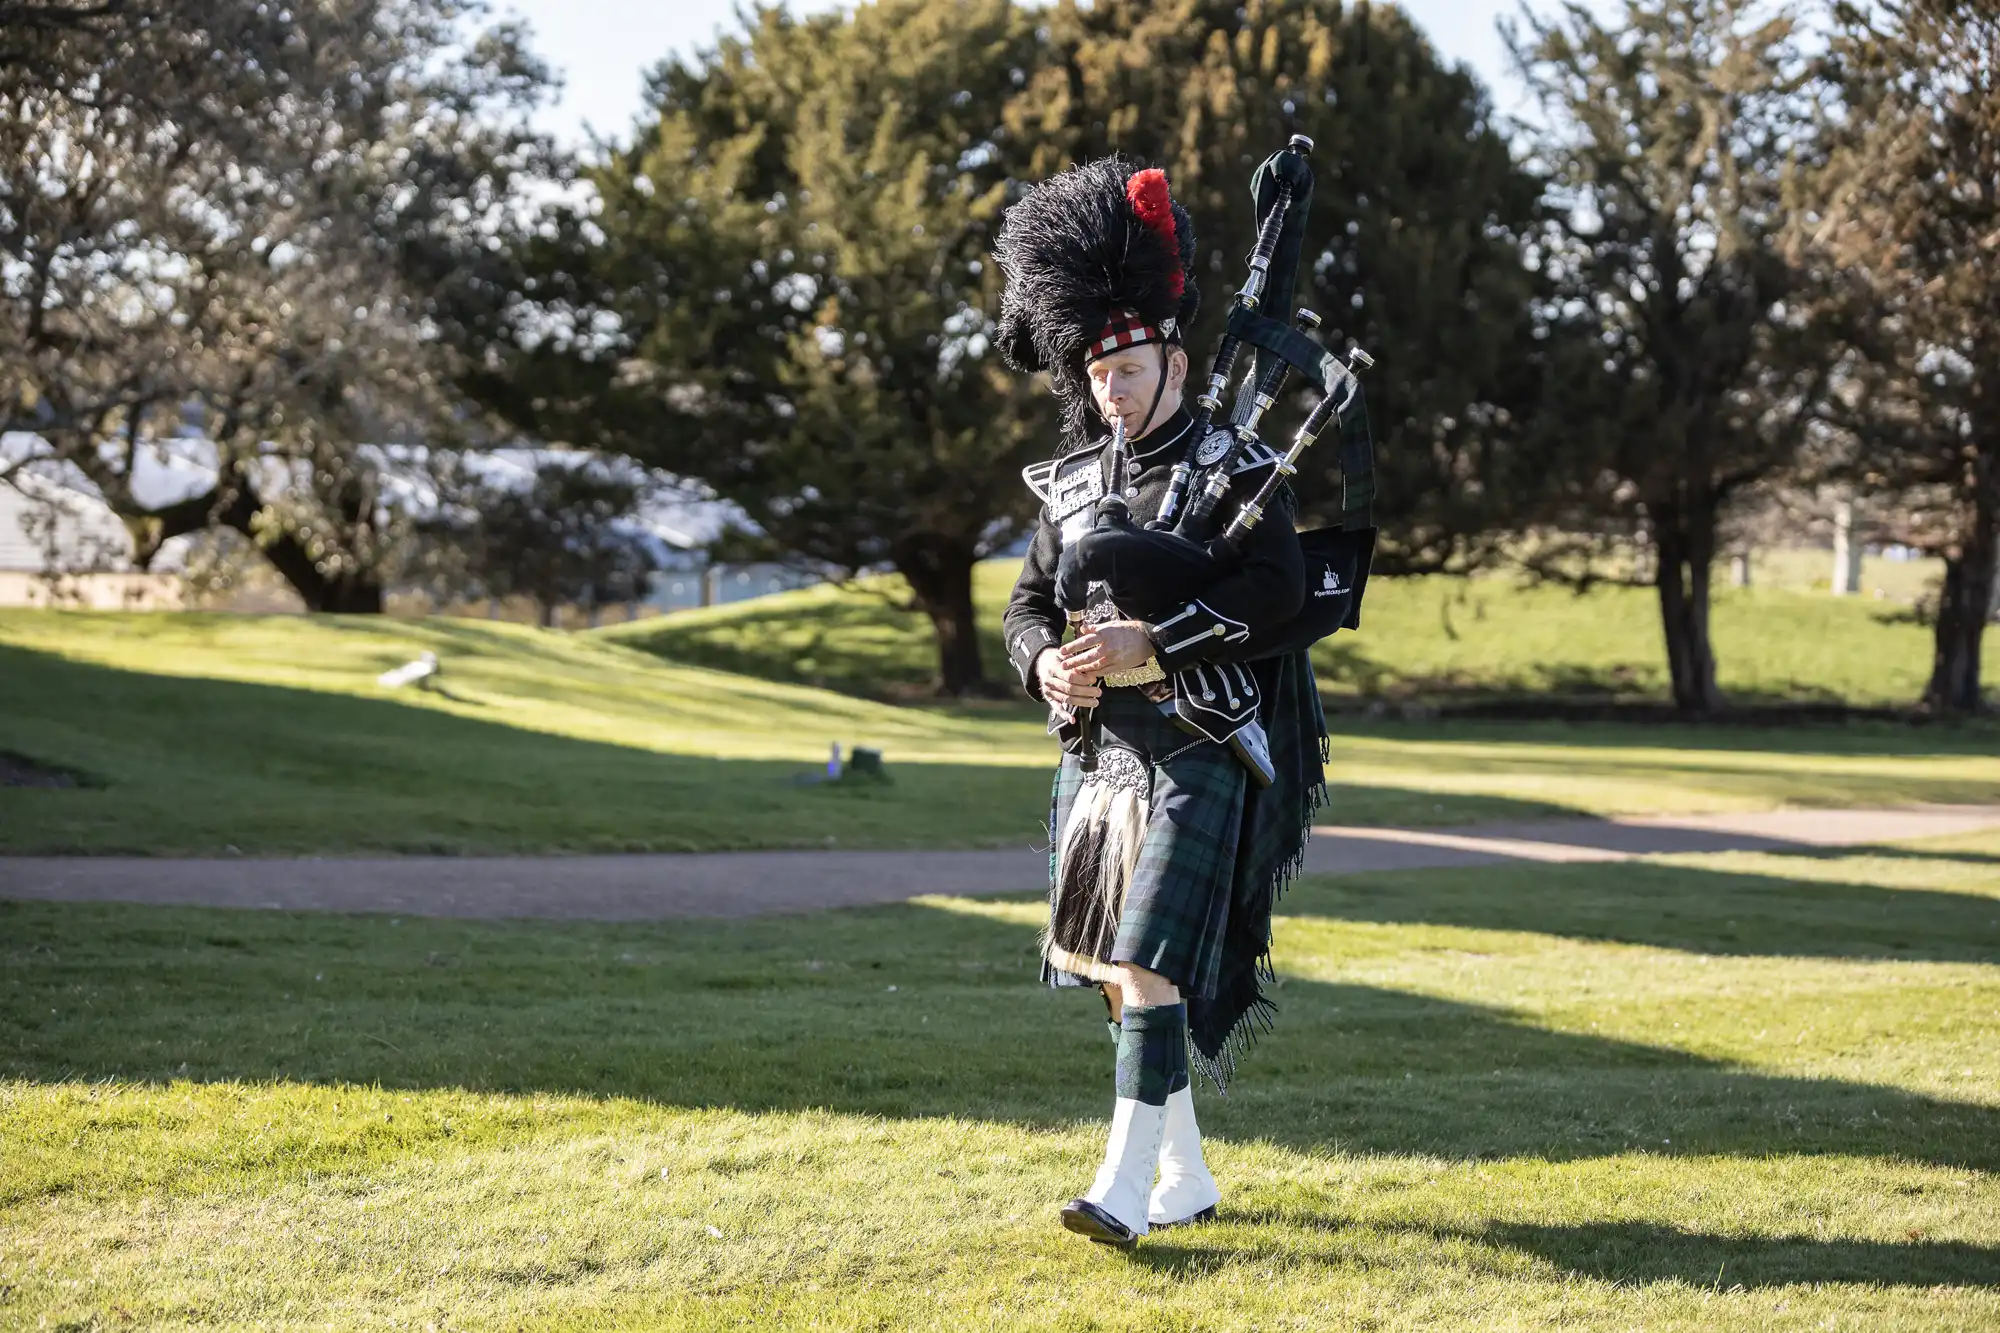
[1086, 342, 1187, 439]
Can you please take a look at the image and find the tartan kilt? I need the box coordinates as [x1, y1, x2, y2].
[1043, 688, 1246, 999]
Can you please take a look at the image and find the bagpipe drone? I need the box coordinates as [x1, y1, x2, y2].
[1056, 136, 1377, 658]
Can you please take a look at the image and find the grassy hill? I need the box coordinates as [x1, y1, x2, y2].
[3, 607, 1997, 857]
[605, 562, 1992, 708]
[0, 611, 1052, 856]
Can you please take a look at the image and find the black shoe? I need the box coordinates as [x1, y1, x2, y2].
[1150, 1204, 1217, 1231]
[1059, 1198, 1137, 1248]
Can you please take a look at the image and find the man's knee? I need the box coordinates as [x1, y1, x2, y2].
[1113, 964, 1180, 1008]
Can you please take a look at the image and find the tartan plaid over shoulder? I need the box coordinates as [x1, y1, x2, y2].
[1187, 648, 1328, 1086]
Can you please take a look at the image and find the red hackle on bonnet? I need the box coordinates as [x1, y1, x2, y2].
[1125, 169, 1182, 300]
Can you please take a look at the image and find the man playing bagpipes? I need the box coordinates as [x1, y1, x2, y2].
[995, 139, 1376, 1248]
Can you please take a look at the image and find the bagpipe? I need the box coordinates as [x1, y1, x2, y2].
[1059, 134, 1380, 685]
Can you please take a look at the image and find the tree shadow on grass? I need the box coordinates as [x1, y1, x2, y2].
[1318, 714, 2000, 815]
[1324, 711, 2000, 770]
[1200, 981, 2000, 1172]
[1127, 1219, 2000, 1288]
[1362, 817, 2000, 869]
[1431, 1220, 2000, 1289]
[1348, 746, 2000, 809]
[1287, 858, 2000, 962]
[6, 881, 1999, 1182]
[612, 595, 967, 697]
[1773, 843, 2000, 869]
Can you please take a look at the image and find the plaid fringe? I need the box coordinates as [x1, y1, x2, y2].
[1188, 804, 1321, 1088]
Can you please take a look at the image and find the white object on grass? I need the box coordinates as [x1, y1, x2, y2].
[377, 651, 440, 689]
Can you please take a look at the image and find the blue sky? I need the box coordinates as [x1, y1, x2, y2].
[497, 0, 1601, 148]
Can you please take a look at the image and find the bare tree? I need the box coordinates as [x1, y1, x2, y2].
[0, 0, 556, 611]
[417, 455, 657, 628]
[1804, 0, 2000, 714]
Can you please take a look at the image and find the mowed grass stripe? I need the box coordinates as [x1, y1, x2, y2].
[4, 609, 1998, 856]
[5, 834, 1998, 1329]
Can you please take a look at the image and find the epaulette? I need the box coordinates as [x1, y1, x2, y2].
[1021, 458, 1061, 504]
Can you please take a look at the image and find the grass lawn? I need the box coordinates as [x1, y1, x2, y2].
[4, 609, 2000, 856]
[1751, 547, 1943, 602]
[6, 828, 1999, 1328]
[608, 561, 1998, 707]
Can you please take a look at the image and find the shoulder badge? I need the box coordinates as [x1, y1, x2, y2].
[1193, 429, 1233, 467]
[1047, 454, 1107, 521]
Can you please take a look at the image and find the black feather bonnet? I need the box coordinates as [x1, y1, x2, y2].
[994, 156, 1200, 449]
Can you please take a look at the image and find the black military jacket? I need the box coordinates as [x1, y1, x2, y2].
[1002, 405, 1307, 704]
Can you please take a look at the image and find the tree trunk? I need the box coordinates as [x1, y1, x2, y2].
[1831, 498, 1864, 595]
[127, 471, 386, 613]
[1922, 499, 1996, 715]
[895, 536, 989, 697]
[1652, 502, 1724, 715]
[312, 576, 384, 614]
[121, 488, 221, 570]
[227, 506, 384, 613]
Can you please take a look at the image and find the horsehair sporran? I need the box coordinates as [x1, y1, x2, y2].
[1045, 746, 1152, 983]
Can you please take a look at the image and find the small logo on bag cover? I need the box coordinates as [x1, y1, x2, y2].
[1194, 430, 1232, 466]
[1314, 565, 1347, 598]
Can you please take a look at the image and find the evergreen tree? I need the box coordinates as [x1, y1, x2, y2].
[1810, 0, 1999, 714]
[472, 0, 1053, 694]
[1016, 0, 1550, 572]
[1510, 0, 1823, 714]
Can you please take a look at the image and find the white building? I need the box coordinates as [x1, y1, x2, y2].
[0, 468, 186, 610]
[1, 432, 820, 615]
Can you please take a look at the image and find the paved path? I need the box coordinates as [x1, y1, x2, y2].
[3, 805, 1997, 922]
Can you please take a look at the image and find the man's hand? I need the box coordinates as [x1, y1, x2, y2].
[1060, 620, 1155, 677]
[1036, 647, 1103, 709]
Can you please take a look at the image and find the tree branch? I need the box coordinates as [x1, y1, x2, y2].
[0, 1, 131, 30]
